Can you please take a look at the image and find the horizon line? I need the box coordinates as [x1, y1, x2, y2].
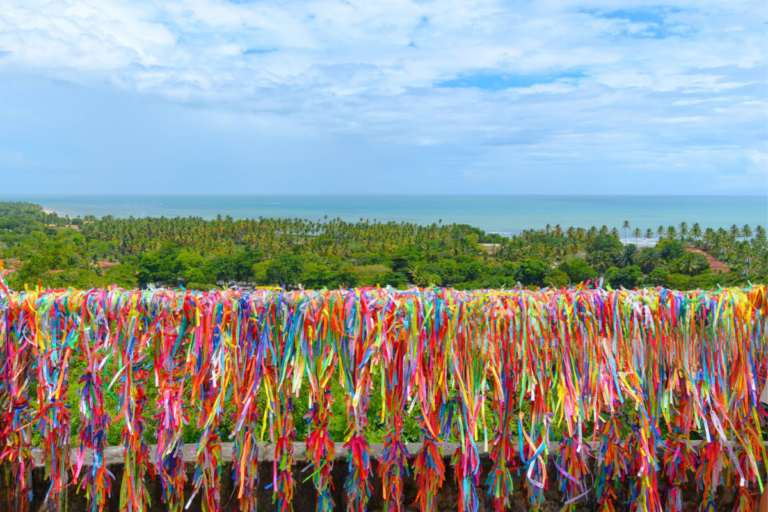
[3, 193, 767, 199]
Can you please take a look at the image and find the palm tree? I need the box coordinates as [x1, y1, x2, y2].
[677, 252, 702, 276]
[553, 241, 568, 264]
[638, 248, 662, 272]
[666, 226, 677, 240]
[617, 244, 638, 267]
[735, 241, 753, 275]
[588, 252, 613, 273]
[657, 226, 665, 240]
[622, 221, 630, 243]
[633, 228, 642, 245]
[692, 223, 702, 243]
[645, 229, 653, 244]
[742, 224, 752, 241]
[568, 236, 581, 255]
[703, 227, 715, 247]
[755, 225, 766, 244]
[678, 221, 688, 243]
[729, 224, 741, 241]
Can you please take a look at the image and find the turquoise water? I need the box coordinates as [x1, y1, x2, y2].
[4, 195, 766, 236]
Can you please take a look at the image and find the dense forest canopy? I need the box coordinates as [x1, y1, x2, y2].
[1, 201, 765, 291]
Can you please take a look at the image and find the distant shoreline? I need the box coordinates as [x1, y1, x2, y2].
[11, 196, 766, 235]
[35, 203, 664, 245]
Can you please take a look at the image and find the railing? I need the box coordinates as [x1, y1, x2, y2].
[1, 284, 766, 512]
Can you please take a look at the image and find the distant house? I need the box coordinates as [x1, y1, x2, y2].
[0, 258, 20, 278]
[684, 245, 730, 274]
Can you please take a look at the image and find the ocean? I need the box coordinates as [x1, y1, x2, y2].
[3, 195, 766, 237]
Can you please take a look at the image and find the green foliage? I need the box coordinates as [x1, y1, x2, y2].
[102, 264, 139, 288]
[638, 248, 663, 273]
[646, 266, 669, 287]
[547, 269, 569, 288]
[377, 271, 409, 288]
[1, 202, 765, 292]
[262, 254, 305, 287]
[206, 248, 264, 283]
[587, 234, 623, 256]
[665, 273, 721, 291]
[303, 259, 358, 289]
[390, 245, 421, 272]
[666, 273, 692, 290]
[136, 242, 183, 286]
[558, 260, 597, 284]
[513, 259, 549, 287]
[605, 265, 643, 289]
[616, 244, 638, 268]
[670, 252, 709, 276]
[657, 240, 685, 261]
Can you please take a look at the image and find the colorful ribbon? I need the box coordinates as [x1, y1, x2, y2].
[0, 283, 766, 512]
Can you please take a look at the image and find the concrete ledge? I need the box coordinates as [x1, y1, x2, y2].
[3, 442, 749, 512]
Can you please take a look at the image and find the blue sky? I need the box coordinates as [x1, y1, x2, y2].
[0, 0, 765, 195]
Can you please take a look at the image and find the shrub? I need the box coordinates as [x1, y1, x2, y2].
[657, 240, 685, 261]
[587, 234, 623, 256]
[547, 269, 569, 288]
[671, 252, 709, 276]
[646, 266, 669, 287]
[513, 259, 549, 287]
[558, 260, 597, 284]
[605, 265, 643, 289]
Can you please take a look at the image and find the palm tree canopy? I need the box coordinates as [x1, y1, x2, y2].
[617, 244, 638, 267]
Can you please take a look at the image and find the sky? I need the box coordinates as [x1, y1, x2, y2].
[0, 0, 766, 195]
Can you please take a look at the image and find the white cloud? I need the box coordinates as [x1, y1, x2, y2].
[0, 0, 765, 193]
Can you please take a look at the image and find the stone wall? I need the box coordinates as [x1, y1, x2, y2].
[4, 442, 750, 511]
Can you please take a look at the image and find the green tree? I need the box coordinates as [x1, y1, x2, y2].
[638, 248, 663, 273]
[617, 244, 638, 268]
[547, 269, 569, 288]
[558, 260, 597, 283]
[262, 254, 305, 288]
[666, 226, 677, 240]
[587, 234, 623, 256]
[605, 265, 643, 289]
[691, 223, 702, 242]
[646, 266, 669, 287]
[513, 259, 549, 287]
[742, 224, 752, 241]
[672, 252, 709, 276]
[657, 240, 685, 261]
[102, 264, 139, 288]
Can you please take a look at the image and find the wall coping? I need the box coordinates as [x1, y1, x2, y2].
[34, 440, 716, 468]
